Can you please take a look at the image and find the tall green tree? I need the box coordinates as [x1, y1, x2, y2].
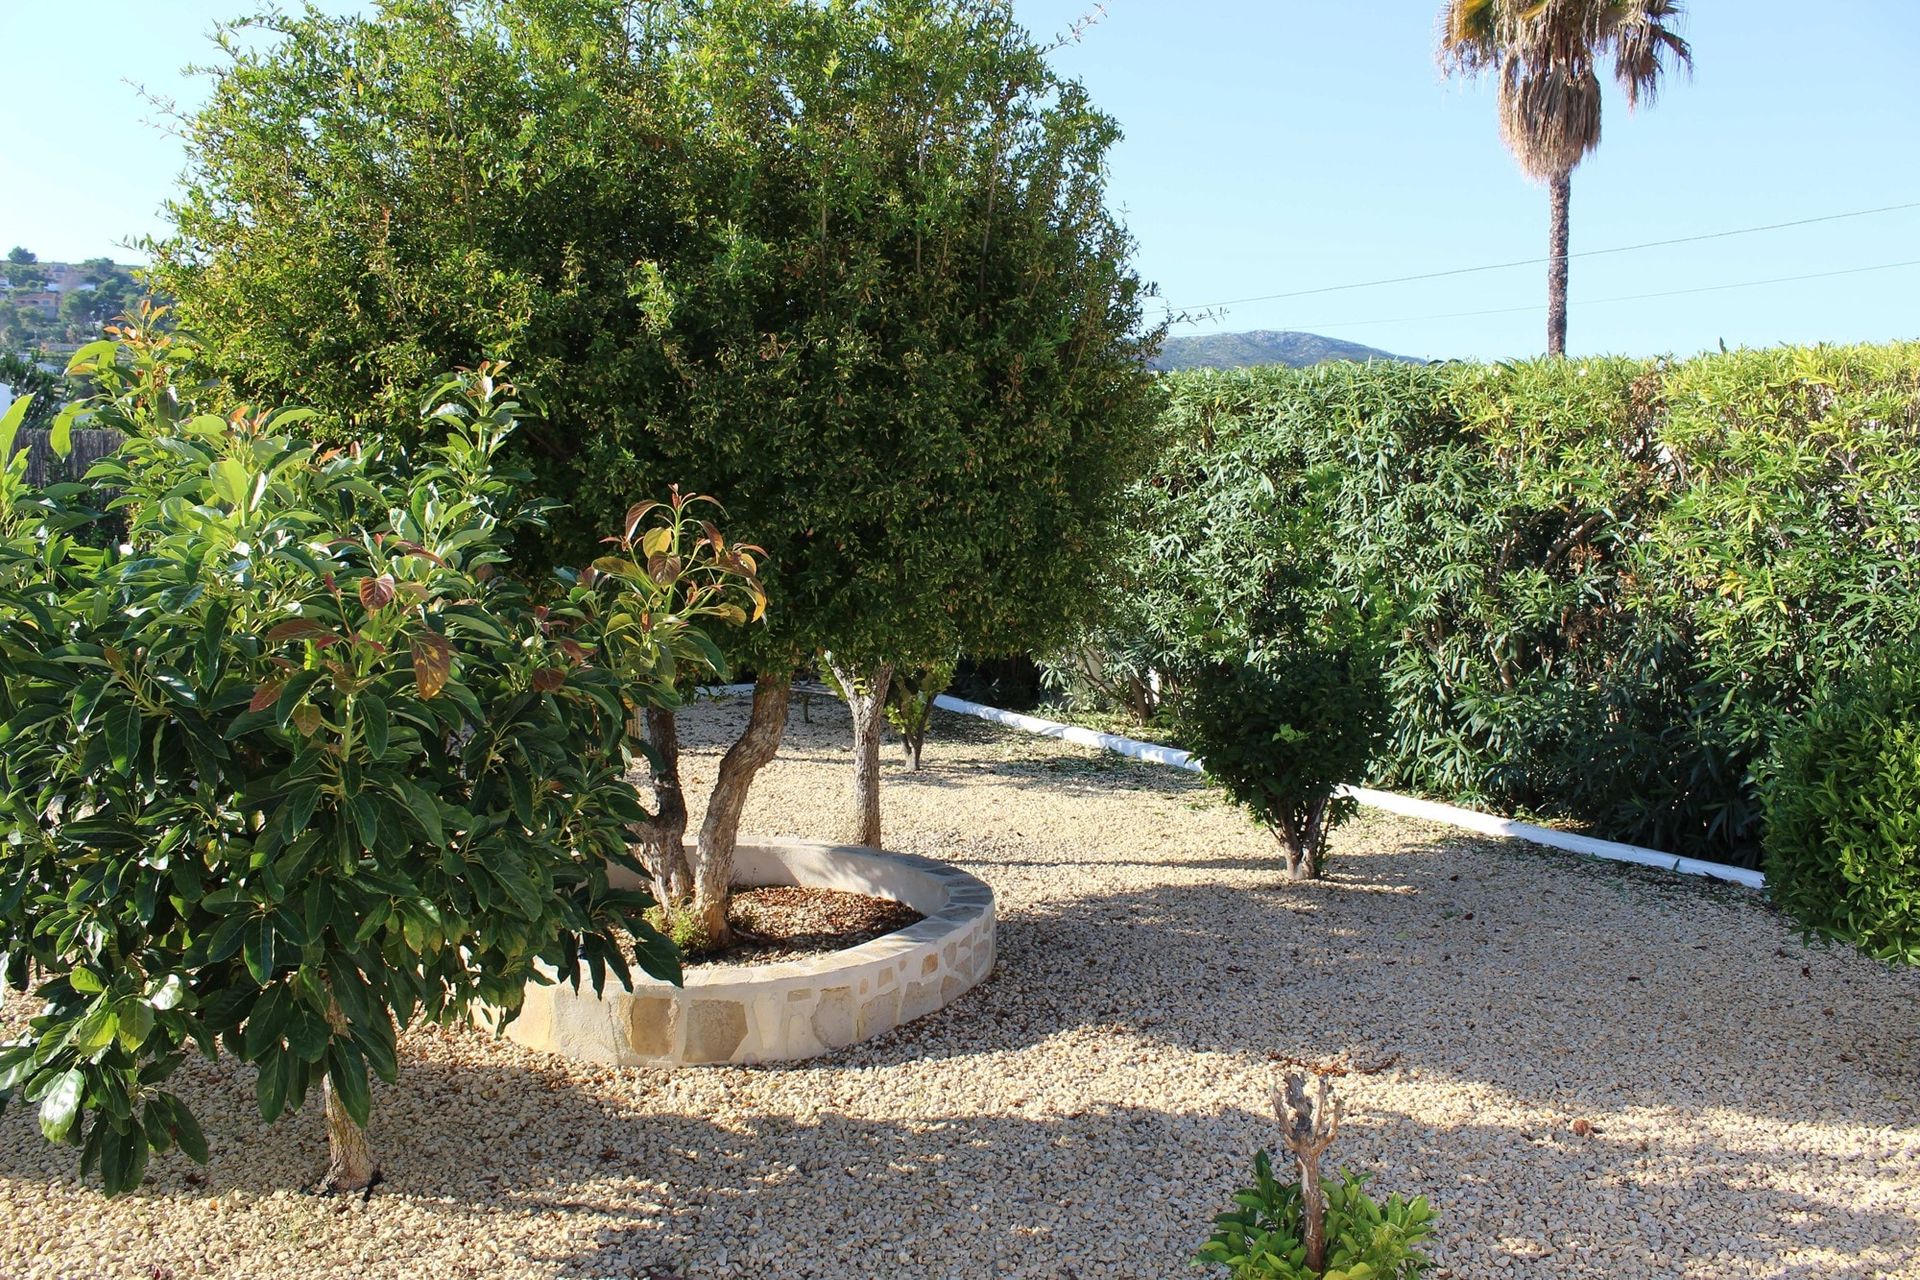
[153, 0, 1161, 944]
[1439, 0, 1692, 355]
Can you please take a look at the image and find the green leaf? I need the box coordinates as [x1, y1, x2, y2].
[116, 1001, 155, 1052]
[210, 458, 254, 509]
[255, 1048, 292, 1121]
[100, 1122, 149, 1195]
[244, 916, 277, 985]
[326, 1042, 372, 1128]
[38, 1069, 85, 1144]
[400, 781, 446, 848]
[159, 1094, 209, 1164]
[349, 794, 380, 852]
[49, 399, 83, 459]
[107, 699, 141, 776]
[359, 694, 389, 758]
[0, 392, 29, 463]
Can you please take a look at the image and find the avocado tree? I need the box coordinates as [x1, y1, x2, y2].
[0, 325, 750, 1194]
[153, 0, 1161, 944]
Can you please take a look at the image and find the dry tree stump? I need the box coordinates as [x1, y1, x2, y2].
[1274, 1069, 1344, 1273]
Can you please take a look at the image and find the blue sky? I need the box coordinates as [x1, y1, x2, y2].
[3, 1, 1915, 361]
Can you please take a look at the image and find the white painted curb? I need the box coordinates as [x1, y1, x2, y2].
[930, 695, 1766, 891]
[695, 684, 1767, 891]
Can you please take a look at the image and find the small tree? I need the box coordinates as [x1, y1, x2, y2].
[154, 0, 1161, 937]
[0, 328, 745, 1193]
[887, 660, 955, 773]
[1174, 638, 1387, 881]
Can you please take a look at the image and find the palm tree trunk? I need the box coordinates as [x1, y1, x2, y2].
[1547, 170, 1571, 356]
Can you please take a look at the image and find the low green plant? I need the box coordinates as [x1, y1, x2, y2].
[643, 903, 714, 956]
[1199, 1151, 1436, 1280]
[1173, 641, 1387, 880]
[1760, 650, 1920, 964]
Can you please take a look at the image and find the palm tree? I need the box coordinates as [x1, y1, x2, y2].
[1440, 0, 1692, 355]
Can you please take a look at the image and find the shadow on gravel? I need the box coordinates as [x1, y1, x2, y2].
[7, 1031, 1907, 1280]
[0, 1035, 1271, 1277]
[921, 839, 1917, 1089]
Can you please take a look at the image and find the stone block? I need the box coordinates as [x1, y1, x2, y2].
[811, 985, 855, 1048]
[625, 996, 676, 1059]
[857, 988, 900, 1040]
[901, 977, 943, 1022]
[685, 999, 748, 1063]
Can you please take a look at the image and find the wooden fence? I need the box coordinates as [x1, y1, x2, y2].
[16, 429, 124, 487]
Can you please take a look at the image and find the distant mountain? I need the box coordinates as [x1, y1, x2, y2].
[1151, 329, 1422, 372]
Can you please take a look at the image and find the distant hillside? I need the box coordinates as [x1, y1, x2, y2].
[1, 249, 142, 358]
[1151, 329, 1422, 372]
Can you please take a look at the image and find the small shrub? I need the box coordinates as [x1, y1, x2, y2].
[1761, 651, 1920, 964]
[1198, 1153, 1436, 1280]
[1173, 640, 1387, 880]
[886, 660, 954, 772]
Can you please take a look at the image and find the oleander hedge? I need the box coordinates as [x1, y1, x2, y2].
[1081, 343, 1920, 868]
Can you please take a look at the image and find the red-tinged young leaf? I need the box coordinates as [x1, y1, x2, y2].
[265, 619, 334, 643]
[532, 667, 566, 692]
[359, 574, 397, 611]
[250, 676, 288, 713]
[624, 500, 665, 541]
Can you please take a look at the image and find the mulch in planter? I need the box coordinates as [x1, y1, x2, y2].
[681, 885, 923, 968]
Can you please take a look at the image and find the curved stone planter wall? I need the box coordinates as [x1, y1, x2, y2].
[507, 839, 996, 1066]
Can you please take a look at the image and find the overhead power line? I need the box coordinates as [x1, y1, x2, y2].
[1270, 258, 1920, 333]
[1156, 200, 1920, 315]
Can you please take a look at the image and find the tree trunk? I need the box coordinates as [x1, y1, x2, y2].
[1276, 795, 1330, 881]
[1547, 170, 1571, 357]
[319, 1073, 380, 1196]
[692, 672, 793, 947]
[1275, 1072, 1343, 1277]
[901, 698, 932, 772]
[632, 705, 690, 906]
[828, 658, 893, 847]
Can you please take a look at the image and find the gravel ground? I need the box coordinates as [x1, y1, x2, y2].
[4, 697, 1919, 1280]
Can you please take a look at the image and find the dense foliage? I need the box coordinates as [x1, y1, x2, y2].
[1761, 650, 1920, 964]
[155, 0, 1161, 883]
[152, 0, 1161, 675]
[1198, 1150, 1436, 1280]
[0, 330, 742, 1192]
[1056, 344, 1920, 867]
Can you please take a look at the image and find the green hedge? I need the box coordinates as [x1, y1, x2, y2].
[1760, 649, 1920, 962]
[1095, 343, 1920, 867]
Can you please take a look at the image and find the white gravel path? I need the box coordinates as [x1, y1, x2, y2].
[4, 698, 1918, 1280]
